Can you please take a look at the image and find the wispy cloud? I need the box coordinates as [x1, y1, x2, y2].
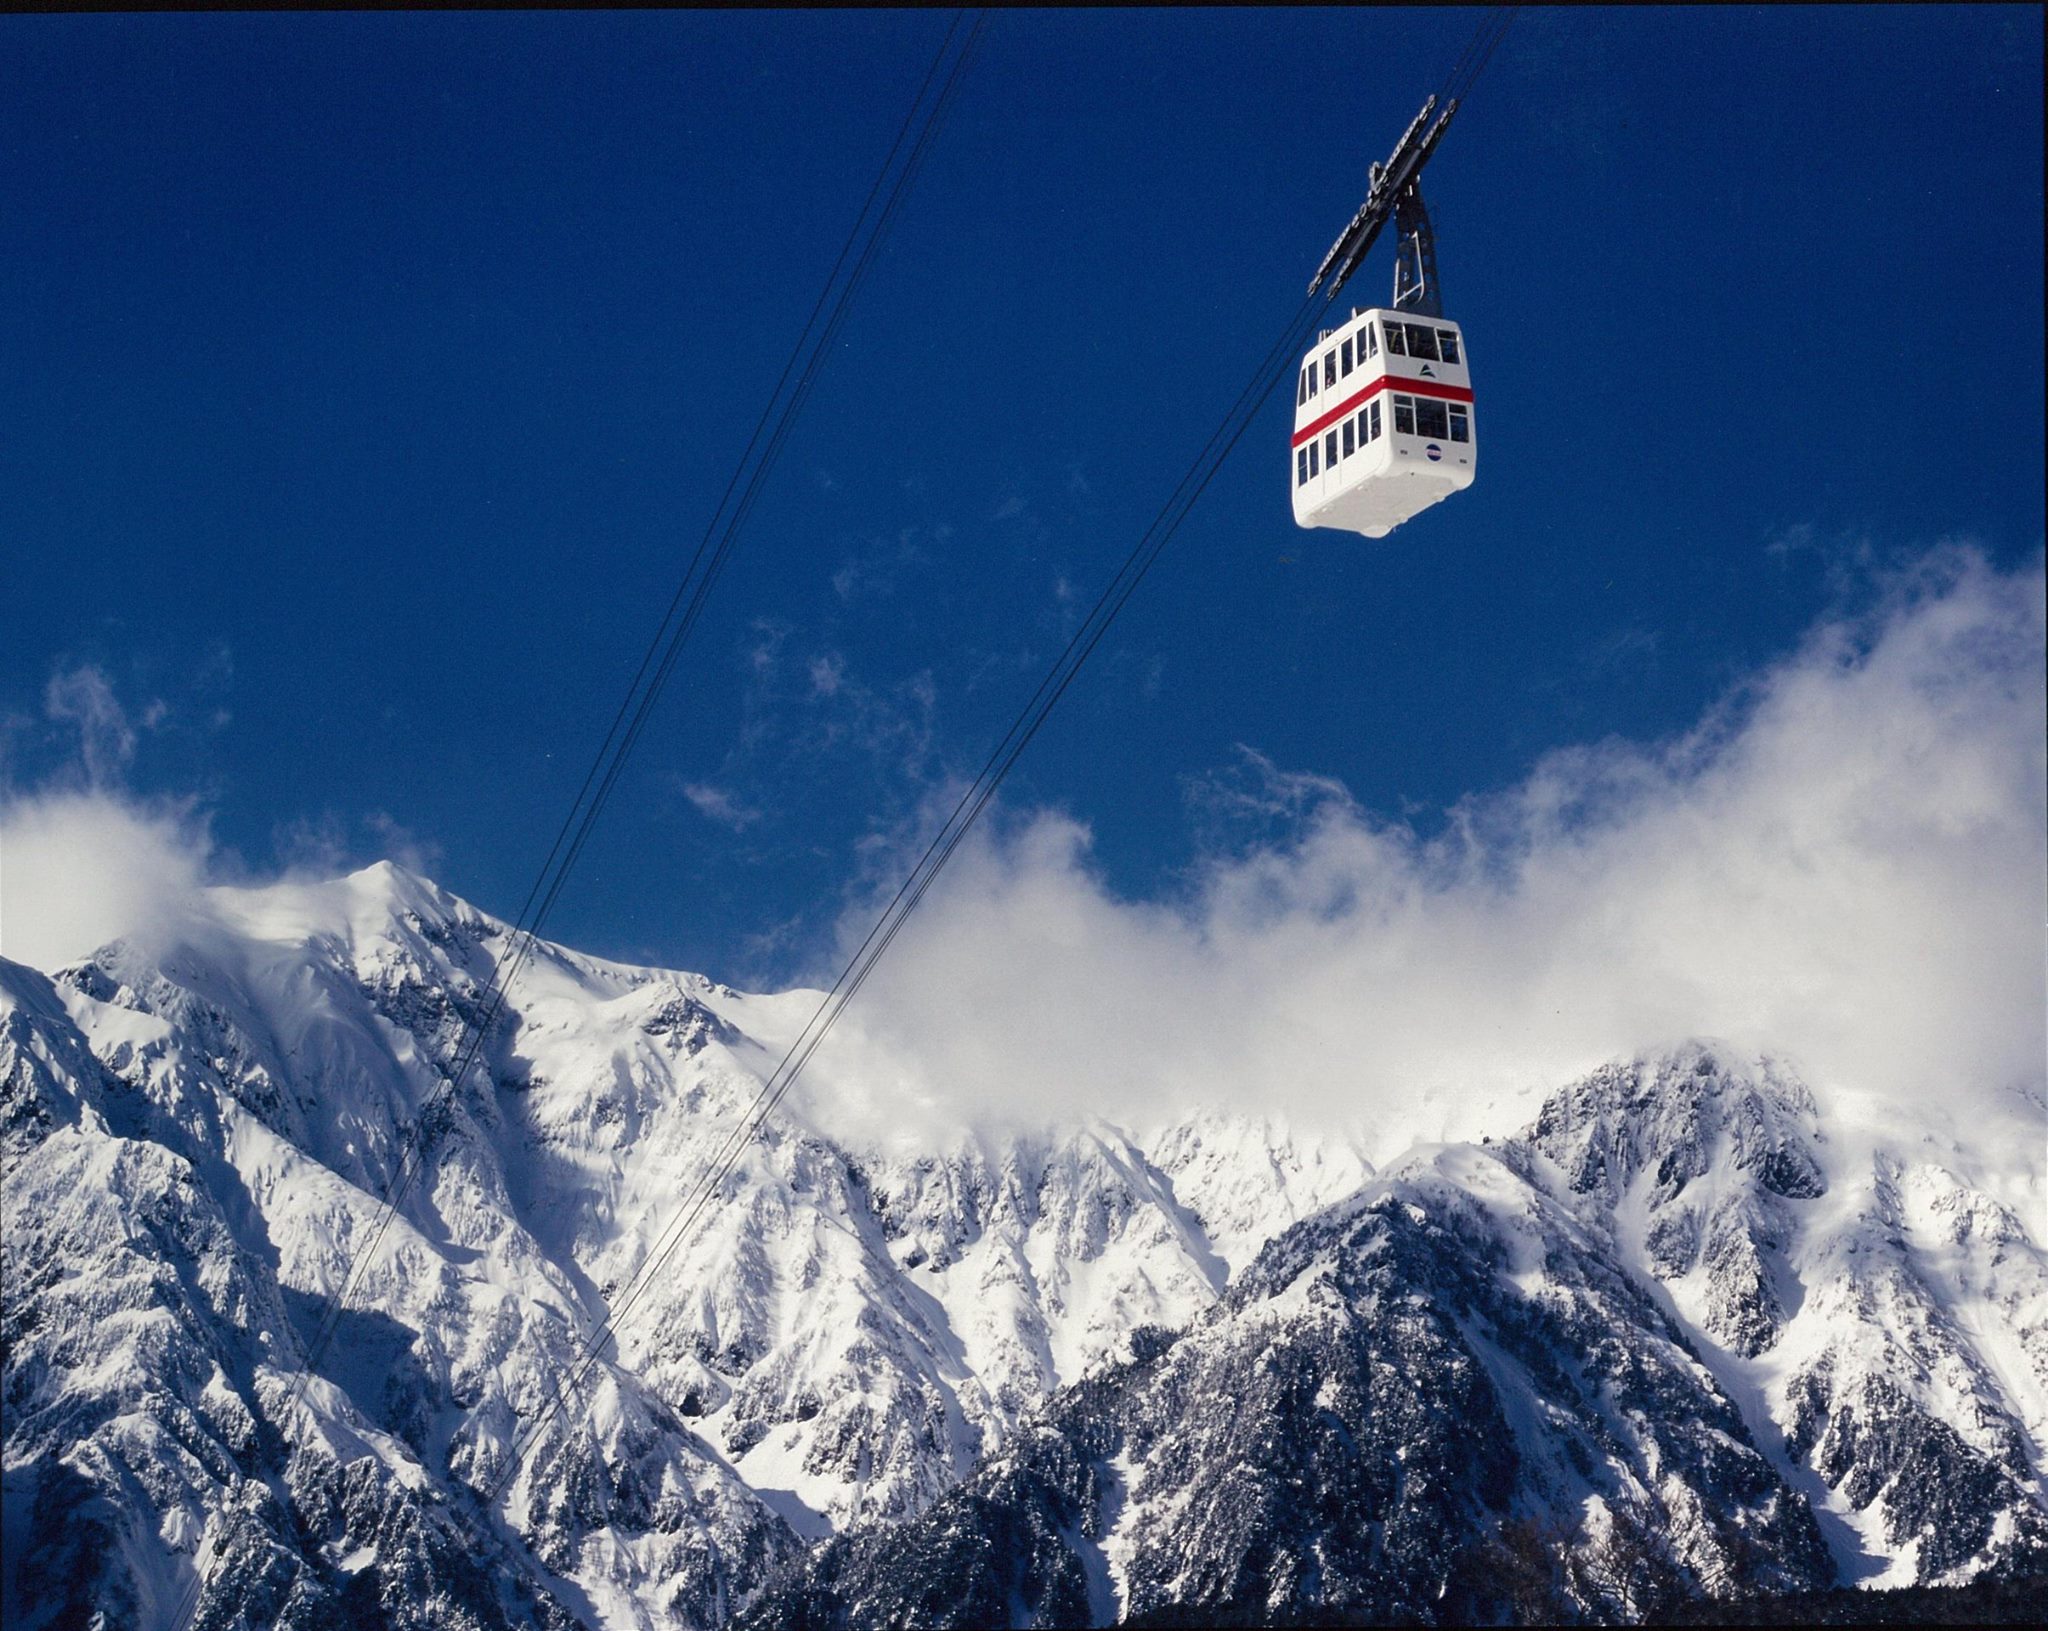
[41, 664, 141, 788]
[669, 631, 947, 919]
[830, 526, 935, 602]
[808, 654, 845, 698]
[272, 808, 446, 877]
[1580, 623, 1661, 677]
[739, 635, 939, 795]
[681, 781, 762, 833]
[1184, 746, 1355, 838]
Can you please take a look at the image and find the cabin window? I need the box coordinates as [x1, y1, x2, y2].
[1404, 323, 1439, 361]
[1383, 323, 1405, 355]
[1325, 430, 1338, 467]
[1414, 397, 1450, 439]
[1449, 405, 1470, 443]
[1437, 330, 1461, 364]
[1342, 418, 1355, 457]
[1341, 338, 1354, 376]
[1369, 399, 1381, 439]
[1297, 447, 1309, 486]
[1324, 352, 1337, 389]
[1366, 324, 1378, 359]
[1306, 364, 1318, 399]
[1297, 368, 1308, 406]
[1393, 394, 1416, 436]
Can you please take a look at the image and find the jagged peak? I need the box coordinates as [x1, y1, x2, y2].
[1518, 1041, 1828, 1216]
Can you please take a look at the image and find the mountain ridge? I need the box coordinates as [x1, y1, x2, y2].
[4, 861, 2042, 1627]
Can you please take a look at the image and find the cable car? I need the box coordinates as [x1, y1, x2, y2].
[1290, 307, 1474, 538]
[1292, 93, 1478, 539]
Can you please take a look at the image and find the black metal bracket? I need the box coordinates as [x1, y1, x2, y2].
[1309, 94, 1459, 301]
[1391, 182, 1441, 317]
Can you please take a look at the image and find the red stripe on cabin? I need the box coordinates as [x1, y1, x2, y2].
[1291, 374, 1474, 446]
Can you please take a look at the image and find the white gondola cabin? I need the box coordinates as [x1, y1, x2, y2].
[1290, 308, 1474, 537]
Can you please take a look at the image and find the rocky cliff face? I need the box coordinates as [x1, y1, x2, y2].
[1516, 1048, 2048, 1587]
[742, 1048, 2046, 1626]
[743, 1139, 1838, 1629]
[2, 917, 790, 1631]
[3, 865, 2042, 1628]
[0, 865, 1362, 1628]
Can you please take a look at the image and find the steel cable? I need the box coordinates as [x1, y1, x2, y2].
[175, 6, 1515, 1619]
[168, 14, 982, 1629]
[489, 3, 1520, 1507]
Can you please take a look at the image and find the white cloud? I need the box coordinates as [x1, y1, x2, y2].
[681, 781, 762, 833]
[807, 545, 2047, 1165]
[0, 665, 222, 969]
[0, 790, 216, 970]
[271, 808, 446, 877]
[1, 660, 451, 973]
[6, 549, 2040, 1180]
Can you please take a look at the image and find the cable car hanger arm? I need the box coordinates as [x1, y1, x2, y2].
[1307, 92, 1459, 300]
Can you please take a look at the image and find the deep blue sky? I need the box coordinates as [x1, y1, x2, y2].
[5, 6, 2042, 983]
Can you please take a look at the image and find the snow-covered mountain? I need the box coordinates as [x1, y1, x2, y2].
[3, 863, 2042, 1628]
[744, 1052, 2048, 1628]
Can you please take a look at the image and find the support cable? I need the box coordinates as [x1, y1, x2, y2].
[168, 14, 983, 1629]
[183, 5, 1513, 1617]
[488, 2, 1519, 1502]
[492, 280, 1332, 1495]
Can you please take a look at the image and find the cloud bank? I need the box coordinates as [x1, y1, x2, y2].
[7, 550, 2042, 1172]
[812, 545, 2047, 1161]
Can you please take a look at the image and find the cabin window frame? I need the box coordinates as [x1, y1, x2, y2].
[1403, 323, 1440, 361]
[1341, 338, 1354, 376]
[1393, 394, 1416, 436]
[1297, 446, 1309, 486]
[1414, 396, 1451, 440]
[1342, 418, 1355, 457]
[1383, 323, 1405, 356]
[1448, 404, 1470, 443]
[1324, 352, 1337, 389]
[1308, 440, 1319, 477]
[1437, 330, 1461, 365]
[1369, 399, 1382, 440]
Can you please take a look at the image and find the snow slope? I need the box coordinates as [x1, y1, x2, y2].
[4, 863, 2042, 1628]
[747, 1053, 2047, 1628]
[2, 864, 1357, 1627]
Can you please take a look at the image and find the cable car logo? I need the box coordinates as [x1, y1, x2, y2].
[1419, 364, 1437, 378]
[1425, 443, 1444, 461]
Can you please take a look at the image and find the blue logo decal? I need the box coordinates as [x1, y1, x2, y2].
[1425, 443, 1443, 462]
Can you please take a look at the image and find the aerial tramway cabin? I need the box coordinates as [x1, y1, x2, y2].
[1290, 307, 1474, 538]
